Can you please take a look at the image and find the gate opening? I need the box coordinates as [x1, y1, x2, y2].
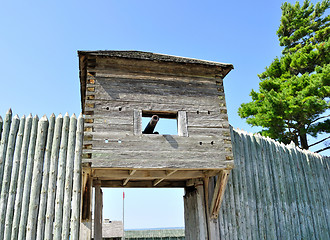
[92, 188, 185, 239]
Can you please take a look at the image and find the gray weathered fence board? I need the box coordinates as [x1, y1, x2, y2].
[4, 115, 25, 240]
[70, 113, 84, 240]
[0, 115, 20, 239]
[36, 114, 55, 240]
[224, 128, 330, 240]
[0, 109, 12, 194]
[53, 113, 70, 239]
[62, 114, 77, 240]
[11, 114, 32, 240]
[0, 112, 83, 240]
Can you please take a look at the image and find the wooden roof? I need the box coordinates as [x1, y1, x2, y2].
[78, 50, 233, 69]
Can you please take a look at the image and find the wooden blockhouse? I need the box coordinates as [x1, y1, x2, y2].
[78, 50, 234, 188]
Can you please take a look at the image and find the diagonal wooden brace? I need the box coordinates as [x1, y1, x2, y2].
[209, 170, 231, 219]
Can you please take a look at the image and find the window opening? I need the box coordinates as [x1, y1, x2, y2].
[142, 111, 178, 135]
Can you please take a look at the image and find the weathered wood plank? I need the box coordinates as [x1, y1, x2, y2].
[93, 169, 209, 180]
[18, 115, 38, 240]
[177, 111, 188, 137]
[53, 113, 70, 239]
[209, 170, 230, 219]
[0, 109, 12, 194]
[229, 128, 245, 239]
[3, 115, 25, 240]
[293, 148, 314, 239]
[259, 135, 277, 239]
[133, 110, 142, 135]
[35, 114, 55, 240]
[94, 181, 102, 240]
[0, 114, 19, 240]
[101, 179, 186, 188]
[70, 113, 84, 240]
[184, 184, 208, 240]
[85, 136, 229, 152]
[312, 154, 330, 239]
[11, 114, 33, 240]
[62, 114, 77, 240]
[44, 114, 63, 240]
[26, 116, 49, 239]
[85, 97, 226, 113]
[92, 70, 222, 84]
[84, 150, 233, 169]
[301, 152, 322, 239]
[87, 88, 224, 110]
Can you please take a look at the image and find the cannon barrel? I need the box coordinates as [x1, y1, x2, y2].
[142, 115, 159, 134]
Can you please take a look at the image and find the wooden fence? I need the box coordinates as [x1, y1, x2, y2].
[0, 110, 83, 240]
[0, 110, 328, 240]
[218, 127, 330, 240]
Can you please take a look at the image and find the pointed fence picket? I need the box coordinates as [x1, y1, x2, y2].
[0, 111, 83, 240]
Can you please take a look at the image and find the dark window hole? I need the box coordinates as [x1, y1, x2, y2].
[199, 142, 203, 145]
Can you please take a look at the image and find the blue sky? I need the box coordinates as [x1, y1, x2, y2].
[0, 0, 328, 230]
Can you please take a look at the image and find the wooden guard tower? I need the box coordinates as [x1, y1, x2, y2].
[78, 50, 234, 239]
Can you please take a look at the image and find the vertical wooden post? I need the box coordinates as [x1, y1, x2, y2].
[184, 182, 208, 240]
[94, 180, 103, 240]
[4, 115, 25, 240]
[53, 113, 70, 239]
[133, 110, 142, 135]
[80, 168, 92, 240]
[177, 111, 188, 137]
[0, 114, 20, 240]
[0, 109, 12, 193]
[71, 113, 84, 240]
[26, 115, 49, 239]
[35, 114, 55, 240]
[62, 114, 77, 240]
[44, 114, 63, 240]
[18, 115, 39, 240]
[11, 114, 32, 240]
[184, 172, 230, 240]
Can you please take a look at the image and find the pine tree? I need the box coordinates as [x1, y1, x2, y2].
[238, 0, 330, 152]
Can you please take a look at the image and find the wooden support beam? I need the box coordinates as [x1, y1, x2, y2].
[80, 170, 92, 240]
[153, 170, 178, 186]
[123, 170, 137, 186]
[94, 181, 102, 240]
[210, 170, 230, 219]
[93, 169, 206, 180]
[123, 178, 130, 186]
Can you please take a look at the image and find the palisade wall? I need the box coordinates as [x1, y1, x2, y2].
[0, 110, 83, 240]
[218, 127, 329, 240]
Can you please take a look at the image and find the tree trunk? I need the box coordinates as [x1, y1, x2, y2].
[299, 132, 309, 150]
